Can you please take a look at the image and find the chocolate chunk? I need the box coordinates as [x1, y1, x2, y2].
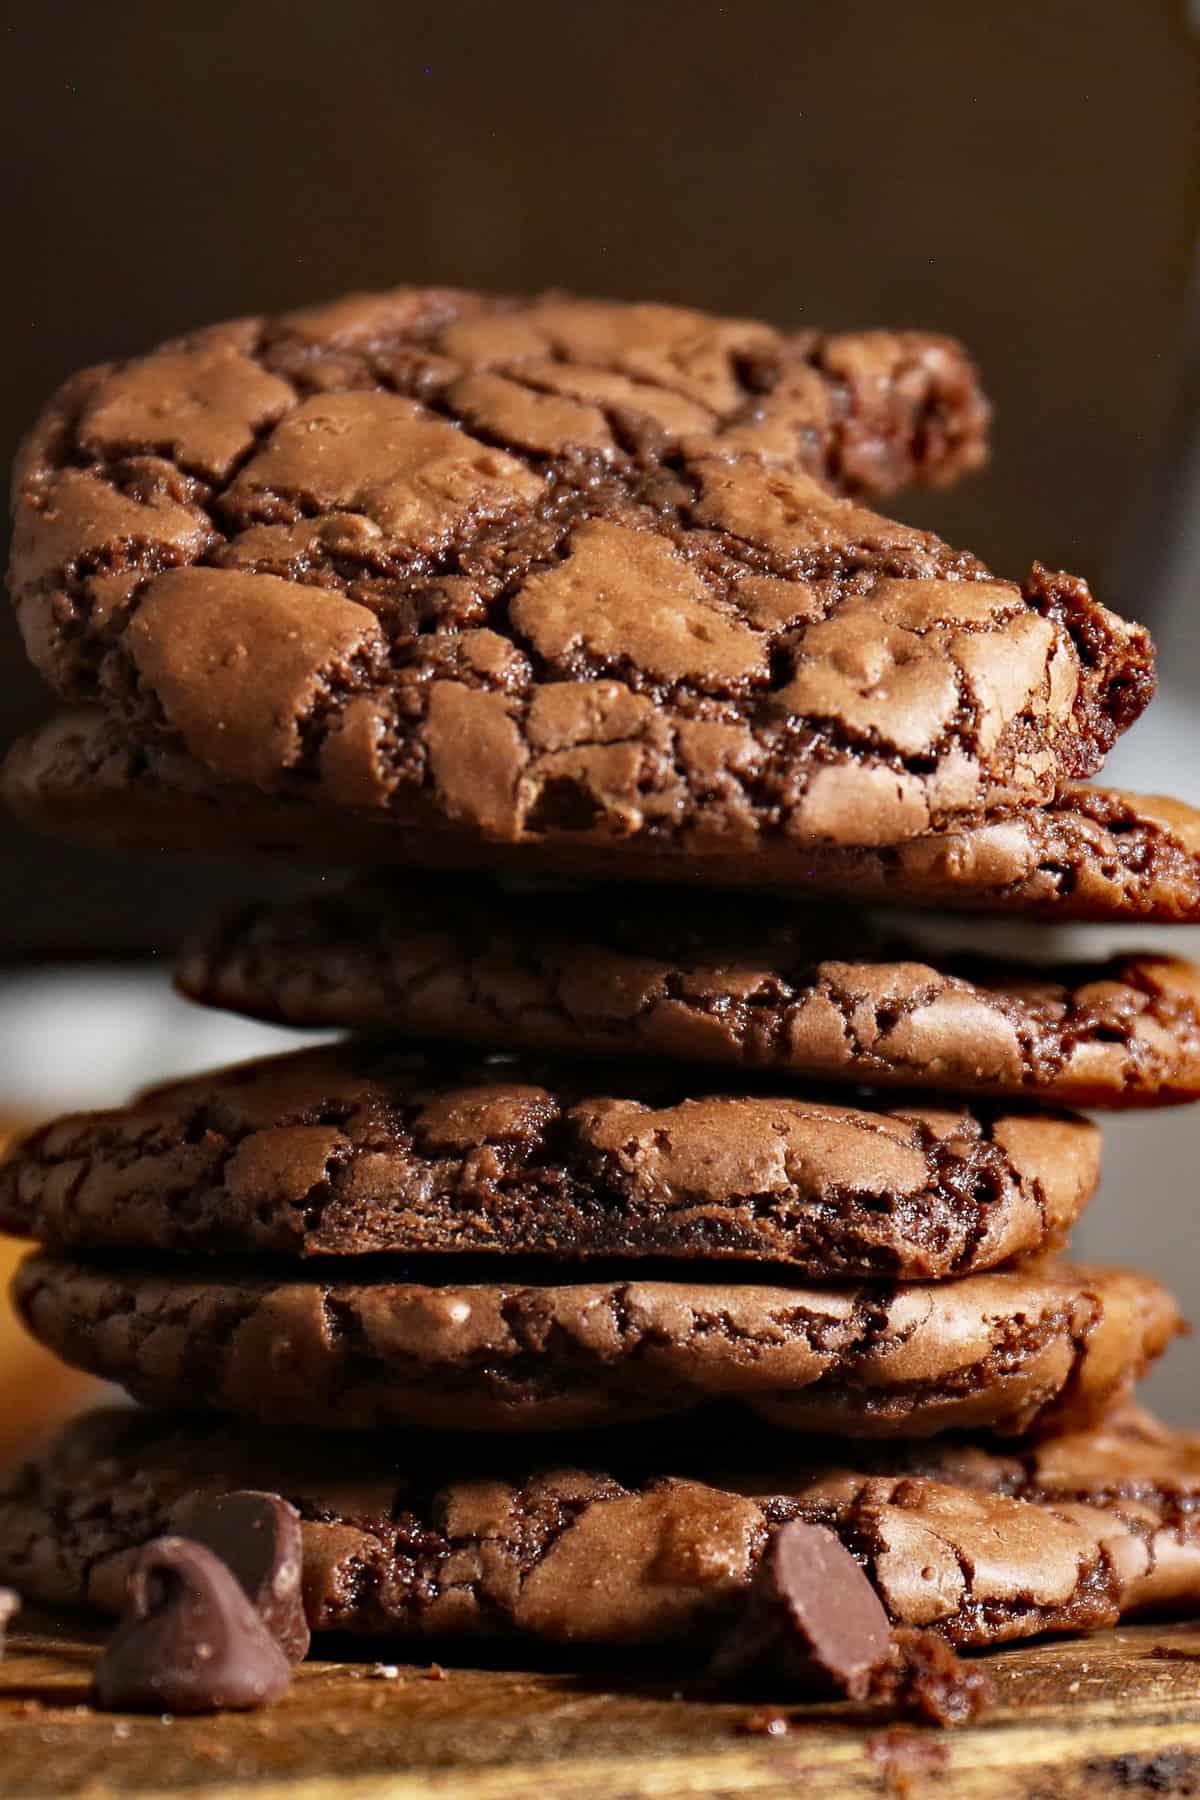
[91, 1536, 292, 1714]
[172, 1491, 309, 1663]
[713, 1521, 892, 1698]
[0, 1588, 17, 1654]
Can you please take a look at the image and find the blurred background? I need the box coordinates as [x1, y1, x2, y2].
[0, 0, 1196, 1445]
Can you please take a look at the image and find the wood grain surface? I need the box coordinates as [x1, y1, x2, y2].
[5, 1613, 1200, 1798]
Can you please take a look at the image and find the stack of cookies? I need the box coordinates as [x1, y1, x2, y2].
[3, 287, 1200, 1669]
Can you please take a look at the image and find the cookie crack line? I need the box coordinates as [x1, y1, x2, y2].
[8, 284, 1153, 857]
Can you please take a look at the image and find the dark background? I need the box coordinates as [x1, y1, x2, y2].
[0, 0, 1196, 953]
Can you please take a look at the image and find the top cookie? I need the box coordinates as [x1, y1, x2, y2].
[9, 287, 1152, 854]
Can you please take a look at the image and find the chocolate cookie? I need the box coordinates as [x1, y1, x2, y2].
[0, 1044, 1100, 1277]
[9, 288, 1150, 856]
[4, 1405, 1199, 1651]
[13, 1252, 1174, 1439]
[181, 885, 1200, 1107]
[10, 712, 1200, 921]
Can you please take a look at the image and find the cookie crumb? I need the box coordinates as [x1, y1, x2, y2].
[739, 1709, 789, 1737]
[868, 1727, 950, 1795]
[879, 1629, 995, 1728]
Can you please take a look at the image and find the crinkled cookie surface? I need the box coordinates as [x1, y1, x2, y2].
[8, 288, 1152, 853]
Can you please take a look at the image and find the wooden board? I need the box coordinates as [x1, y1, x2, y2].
[5, 1614, 1200, 1798]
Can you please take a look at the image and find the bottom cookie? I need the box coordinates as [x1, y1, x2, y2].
[3, 1407, 1200, 1652]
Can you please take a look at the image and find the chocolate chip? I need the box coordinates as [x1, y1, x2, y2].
[0, 1588, 17, 1655]
[173, 1490, 309, 1662]
[712, 1521, 892, 1699]
[92, 1536, 292, 1714]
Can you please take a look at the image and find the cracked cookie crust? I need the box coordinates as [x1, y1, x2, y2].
[3, 1405, 1199, 1650]
[12, 1252, 1175, 1439]
[180, 884, 1200, 1107]
[0, 1043, 1101, 1277]
[8, 288, 1151, 855]
[9, 712, 1200, 920]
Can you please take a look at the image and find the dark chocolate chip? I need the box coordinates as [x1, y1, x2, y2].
[92, 1536, 292, 1714]
[712, 1520, 892, 1699]
[173, 1490, 309, 1662]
